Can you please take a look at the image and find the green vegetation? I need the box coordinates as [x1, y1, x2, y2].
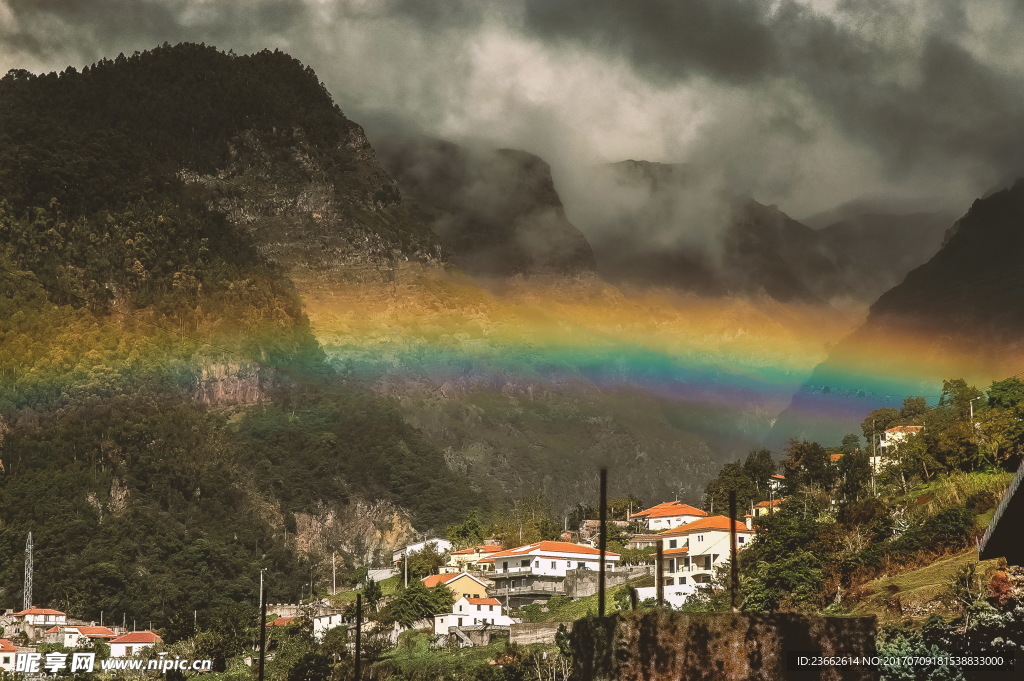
[0, 44, 473, 648]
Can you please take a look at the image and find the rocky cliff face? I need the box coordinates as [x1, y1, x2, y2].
[181, 123, 441, 281]
[373, 133, 597, 277]
[292, 498, 415, 566]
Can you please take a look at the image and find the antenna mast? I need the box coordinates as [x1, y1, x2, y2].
[24, 532, 33, 610]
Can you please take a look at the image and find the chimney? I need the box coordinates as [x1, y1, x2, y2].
[744, 514, 753, 530]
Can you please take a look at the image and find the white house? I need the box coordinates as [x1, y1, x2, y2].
[657, 516, 755, 585]
[0, 639, 16, 672]
[109, 631, 162, 658]
[767, 474, 785, 494]
[874, 425, 924, 470]
[45, 625, 117, 648]
[441, 545, 503, 573]
[752, 498, 784, 518]
[392, 538, 452, 565]
[433, 597, 515, 635]
[313, 613, 348, 642]
[629, 501, 708, 532]
[480, 541, 620, 577]
[634, 583, 698, 609]
[13, 608, 67, 628]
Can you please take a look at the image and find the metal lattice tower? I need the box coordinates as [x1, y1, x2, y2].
[24, 532, 33, 610]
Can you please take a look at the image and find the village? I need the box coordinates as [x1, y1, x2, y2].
[2, 486, 783, 668]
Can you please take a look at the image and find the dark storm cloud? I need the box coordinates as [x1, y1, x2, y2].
[1, 0, 1022, 220]
[513, 0, 1024, 179]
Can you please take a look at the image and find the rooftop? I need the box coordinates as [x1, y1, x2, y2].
[631, 501, 708, 519]
[111, 631, 162, 645]
[657, 515, 753, 537]
[478, 540, 620, 562]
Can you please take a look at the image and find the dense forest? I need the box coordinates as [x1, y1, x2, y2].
[0, 44, 473, 640]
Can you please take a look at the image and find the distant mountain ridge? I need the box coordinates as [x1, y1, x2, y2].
[770, 179, 1024, 445]
[577, 160, 951, 304]
[373, 133, 597, 277]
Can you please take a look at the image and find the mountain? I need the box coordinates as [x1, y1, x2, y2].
[0, 44, 472, 632]
[372, 132, 596, 277]
[580, 160, 950, 305]
[815, 211, 952, 302]
[770, 179, 1024, 446]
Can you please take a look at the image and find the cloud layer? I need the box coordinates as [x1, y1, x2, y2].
[2, 0, 1022, 227]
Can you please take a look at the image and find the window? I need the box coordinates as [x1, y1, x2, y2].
[697, 535, 704, 542]
[502, 561, 508, 571]
[535, 560, 540, 567]
[551, 561, 556, 569]
[577, 561, 585, 569]
[669, 539, 677, 548]
[680, 577, 686, 584]
[3, 656, 10, 664]
[489, 605, 494, 611]
[739, 536, 745, 544]
[458, 618, 463, 626]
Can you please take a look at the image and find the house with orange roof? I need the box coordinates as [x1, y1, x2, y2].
[479, 541, 620, 607]
[13, 607, 66, 628]
[441, 544, 503, 573]
[629, 501, 708, 532]
[656, 515, 754, 586]
[433, 596, 516, 636]
[109, 631, 162, 658]
[266, 616, 295, 628]
[421, 572, 490, 600]
[0, 639, 17, 672]
[753, 498, 784, 518]
[44, 625, 117, 648]
[875, 425, 924, 470]
[768, 473, 785, 494]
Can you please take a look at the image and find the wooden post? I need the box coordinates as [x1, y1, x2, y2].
[655, 542, 664, 608]
[354, 593, 362, 680]
[598, 467, 608, 617]
[729, 491, 739, 612]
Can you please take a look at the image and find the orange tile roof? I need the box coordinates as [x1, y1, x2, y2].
[829, 453, 844, 462]
[450, 545, 502, 556]
[478, 541, 620, 562]
[465, 597, 501, 606]
[422, 573, 461, 587]
[77, 626, 117, 638]
[663, 547, 689, 556]
[0, 639, 16, 653]
[267, 617, 295, 627]
[657, 515, 753, 537]
[631, 501, 707, 519]
[14, 608, 65, 617]
[111, 631, 161, 645]
[753, 499, 784, 509]
[770, 473, 785, 479]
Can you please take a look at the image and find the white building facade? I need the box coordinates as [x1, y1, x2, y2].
[433, 597, 515, 635]
[658, 516, 754, 585]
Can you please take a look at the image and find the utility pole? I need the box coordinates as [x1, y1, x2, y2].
[354, 594, 363, 681]
[598, 468, 608, 617]
[24, 532, 33, 610]
[258, 576, 267, 681]
[729, 491, 739, 612]
[332, 552, 337, 596]
[655, 542, 664, 608]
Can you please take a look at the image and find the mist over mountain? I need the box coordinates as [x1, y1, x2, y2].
[373, 132, 596, 277]
[771, 179, 1024, 446]
[574, 160, 950, 304]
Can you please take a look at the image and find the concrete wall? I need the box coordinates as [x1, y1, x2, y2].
[570, 611, 878, 681]
[563, 569, 635, 598]
[510, 622, 573, 646]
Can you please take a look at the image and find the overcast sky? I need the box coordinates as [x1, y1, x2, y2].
[2, 0, 1023, 220]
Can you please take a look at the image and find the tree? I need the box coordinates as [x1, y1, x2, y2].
[780, 439, 835, 493]
[401, 542, 448, 580]
[446, 509, 487, 549]
[742, 448, 776, 498]
[361, 577, 383, 612]
[836, 449, 872, 503]
[987, 377, 1024, 410]
[898, 396, 929, 423]
[382, 581, 454, 628]
[704, 462, 757, 517]
[861, 407, 900, 444]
